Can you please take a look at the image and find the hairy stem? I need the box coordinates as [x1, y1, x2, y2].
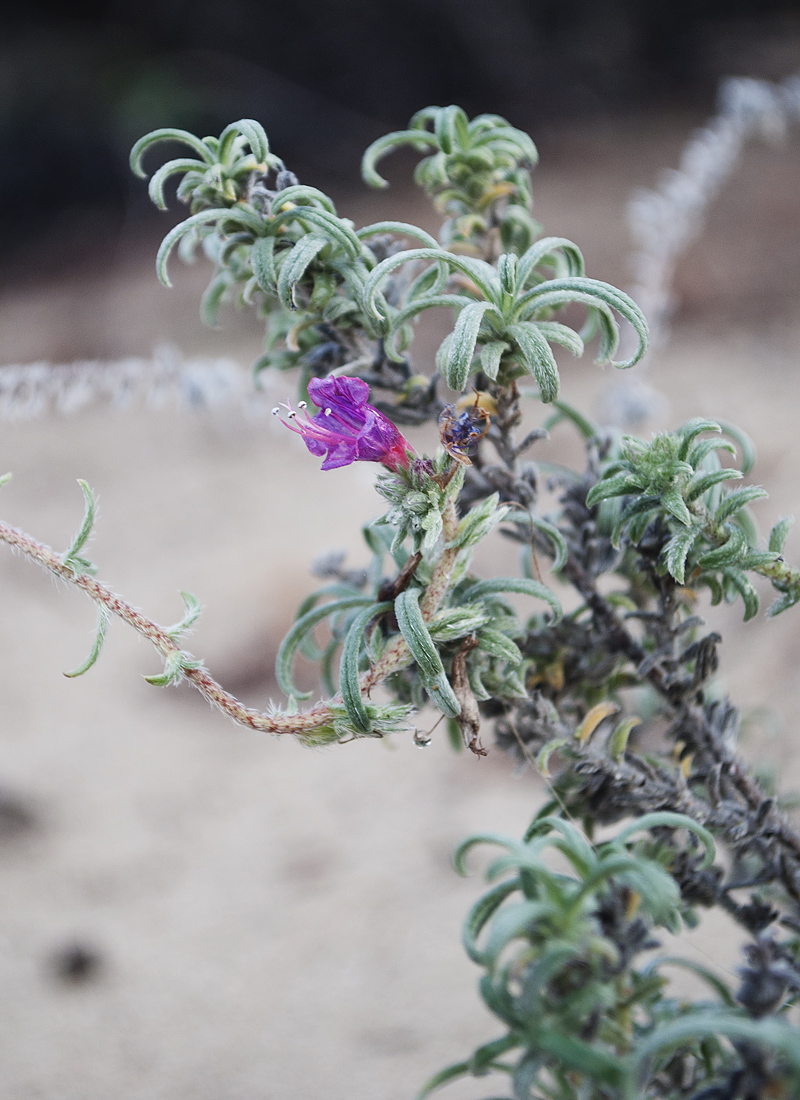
[0, 499, 462, 738]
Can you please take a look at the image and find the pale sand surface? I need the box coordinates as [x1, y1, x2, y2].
[1, 118, 800, 1098]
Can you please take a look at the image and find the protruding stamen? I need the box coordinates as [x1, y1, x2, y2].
[271, 407, 280, 415]
[324, 408, 333, 416]
[287, 410, 297, 419]
[298, 401, 307, 409]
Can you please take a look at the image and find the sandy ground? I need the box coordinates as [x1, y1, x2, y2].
[1, 114, 800, 1099]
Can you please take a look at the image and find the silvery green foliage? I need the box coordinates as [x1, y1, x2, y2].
[125, 110, 800, 1098]
[587, 418, 800, 619]
[425, 812, 800, 1100]
[133, 108, 648, 405]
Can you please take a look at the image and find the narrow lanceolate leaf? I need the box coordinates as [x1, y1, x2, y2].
[222, 118, 270, 164]
[769, 515, 795, 554]
[662, 527, 700, 584]
[534, 321, 584, 357]
[724, 568, 760, 621]
[716, 485, 769, 525]
[609, 716, 641, 761]
[575, 701, 619, 745]
[62, 480, 98, 574]
[64, 607, 110, 678]
[462, 879, 520, 964]
[476, 629, 523, 666]
[339, 601, 393, 734]
[276, 236, 327, 308]
[165, 591, 202, 641]
[585, 474, 642, 508]
[448, 493, 509, 550]
[506, 322, 560, 402]
[660, 485, 692, 527]
[696, 527, 748, 571]
[251, 236, 277, 293]
[275, 596, 374, 700]
[394, 588, 461, 717]
[684, 467, 742, 503]
[479, 340, 508, 381]
[130, 128, 212, 178]
[147, 158, 208, 210]
[156, 209, 247, 287]
[444, 302, 496, 392]
[464, 577, 562, 623]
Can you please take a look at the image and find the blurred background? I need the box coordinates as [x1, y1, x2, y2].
[1, 3, 800, 1098]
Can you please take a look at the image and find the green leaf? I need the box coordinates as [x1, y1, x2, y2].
[723, 567, 760, 621]
[276, 235, 328, 308]
[251, 236, 277, 293]
[361, 129, 438, 189]
[130, 127, 212, 178]
[769, 515, 794, 553]
[661, 527, 700, 584]
[585, 474, 641, 508]
[476, 629, 523, 666]
[541, 399, 597, 440]
[715, 485, 768, 524]
[220, 118, 270, 164]
[614, 812, 716, 868]
[445, 302, 497, 391]
[448, 493, 510, 550]
[394, 588, 460, 716]
[462, 879, 521, 964]
[339, 601, 393, 733]
[164, 591, 202, 642]
[356, 220, 439, 248]
[676, 417, 721, 459]
[62, 480, 98, 575]
[505, 322, 560, 402]
[464, 577, 561, 623]
[517, 236, 585, 284]
[147, 157, 208, 210]
[696, 527, 748, 570]
[275, 596, 374, 700]
[661, 484, 692, 526]
[156, 209, 253, 287]
[479, 340, 509, 381]
[63, 606, 110, 678]
[144, 650, 202, 687]
[716, 419, 756, 474]
[684, 467, 741, 503]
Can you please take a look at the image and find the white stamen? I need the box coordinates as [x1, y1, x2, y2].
[298, 400, 307, 409]
[271, 407, 280, 415]
[324, 407, 332, 416]
[287, 410, 297, 419]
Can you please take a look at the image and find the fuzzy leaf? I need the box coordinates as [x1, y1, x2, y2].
[63, 606, 110, 678]
[444, 301, 496, 391]
[275, 596, 374, 700]
[506, 322, 560, 402]
[464, 577, 562, 623]
[276, 235, 328, 308]
[339, 602, 393, 733]
[662, 527, 700, 584]
[395, 588, 460, 716]
[769, 515, 794, 554]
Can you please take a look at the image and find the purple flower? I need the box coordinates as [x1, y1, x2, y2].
[273, 376, 413, 472]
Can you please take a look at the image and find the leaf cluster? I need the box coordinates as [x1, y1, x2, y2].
[425, 811, 800, 1100]
[588, 418, 800, 619]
